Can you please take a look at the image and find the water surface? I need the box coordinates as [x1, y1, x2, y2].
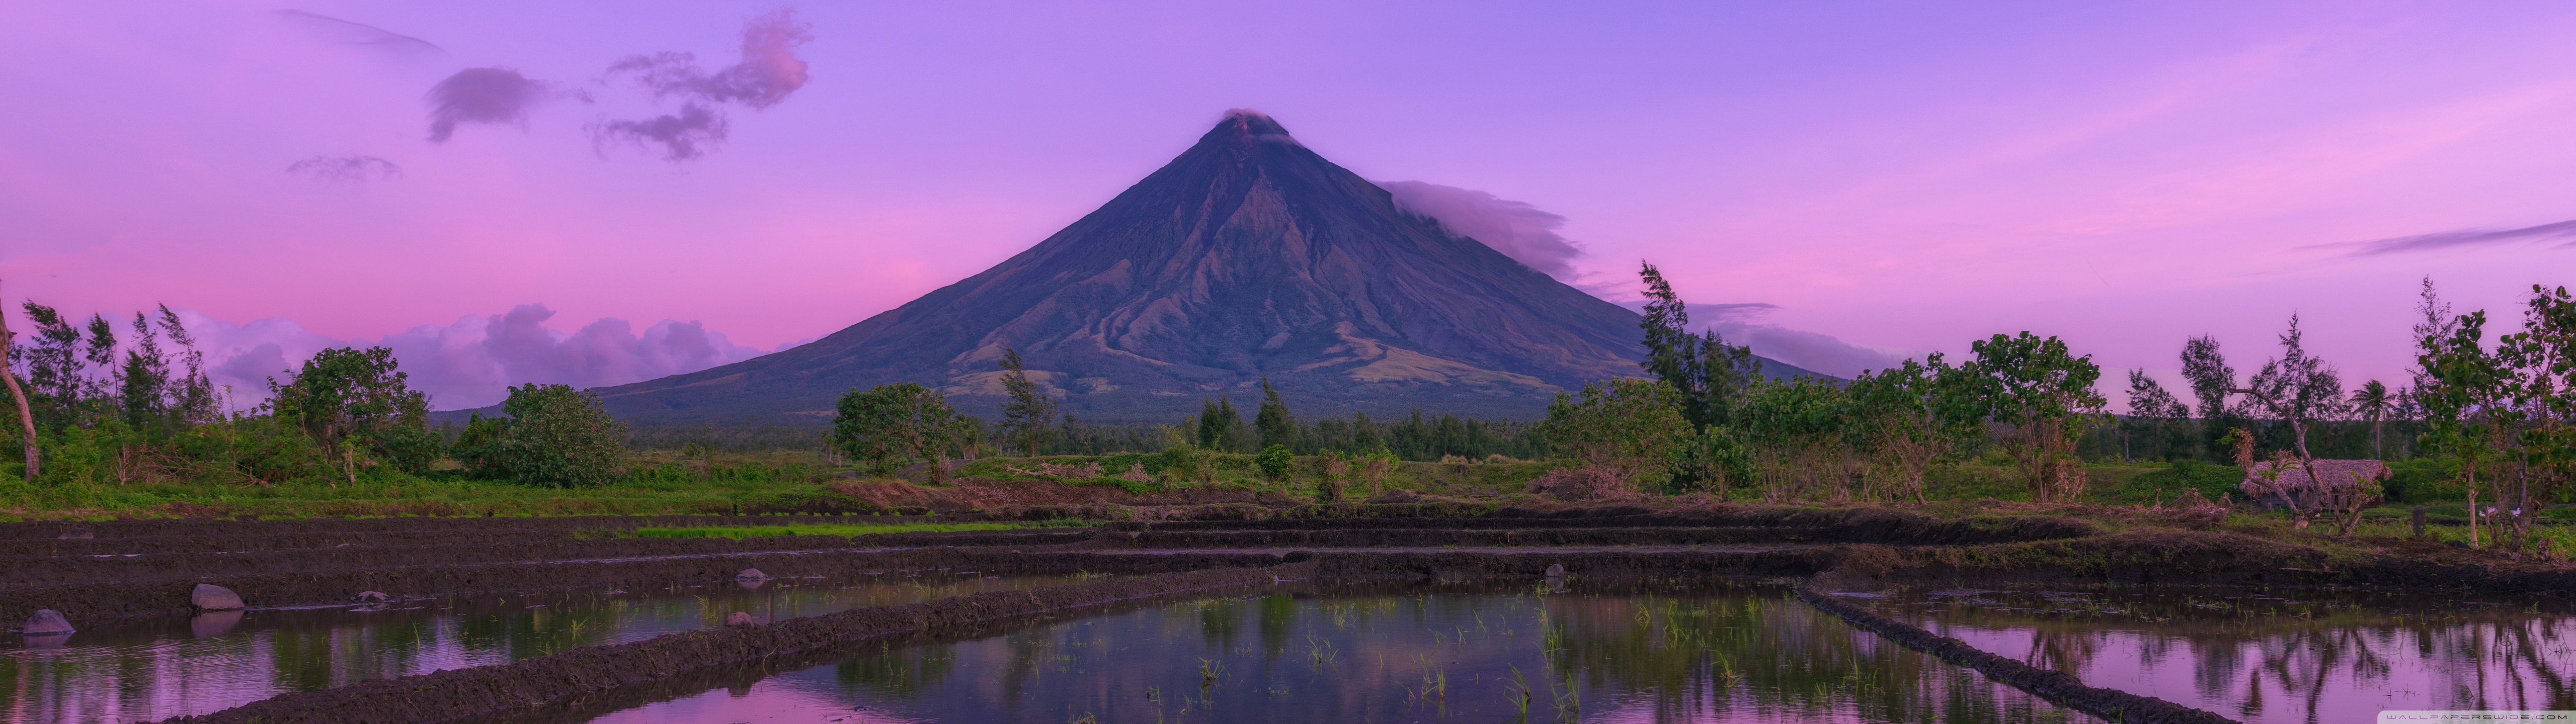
[1859, 586, 2576, 723]
[1, 571, 1099, 723]
[587, 579, 2099, 723]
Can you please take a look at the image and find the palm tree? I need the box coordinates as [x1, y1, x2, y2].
[2350, 380, 2391, 459]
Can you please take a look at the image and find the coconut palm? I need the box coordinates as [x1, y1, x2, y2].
[2350, 380, 2391, 459]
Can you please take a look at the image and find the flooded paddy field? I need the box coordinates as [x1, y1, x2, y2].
[576, 578, 2098, 724]
[1853, 586, 2576, 722]
[7, 502, 2571, 723]
[2, 572, 1106, 723]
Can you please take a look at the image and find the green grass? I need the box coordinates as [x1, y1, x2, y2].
[628, 520, 1097, 539]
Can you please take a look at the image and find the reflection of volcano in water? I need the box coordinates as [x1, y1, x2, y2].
[586, 580, 2078, 723]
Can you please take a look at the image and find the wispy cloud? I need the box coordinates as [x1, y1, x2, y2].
[284, 155, 402, 184]
[592, 9, 814, 162]
[272, 10, 444, 57]
[588, 103, 729, 162]
[2308, 220, 2576, 256]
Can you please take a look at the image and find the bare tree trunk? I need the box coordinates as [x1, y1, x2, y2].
[0, 281, 38, 483]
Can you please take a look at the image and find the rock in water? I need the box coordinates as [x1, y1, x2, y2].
[192, 583, 245, 610]
[21, 609, 74, 635]
[1544, 564, 1565, 578]
[190, 610, 244, 638]
[727, 611, 758, 627]
[736, 568, 769, 581]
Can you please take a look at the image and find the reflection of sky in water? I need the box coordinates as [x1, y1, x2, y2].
[1867, 588, 2576, 723]
[593, 582, 2095, 723]
[0, 573, 1093, 723]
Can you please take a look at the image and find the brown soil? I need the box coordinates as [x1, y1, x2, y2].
[824, 477, 1310, 513]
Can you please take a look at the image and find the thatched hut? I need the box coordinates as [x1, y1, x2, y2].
[2240, 459, 2390, 510]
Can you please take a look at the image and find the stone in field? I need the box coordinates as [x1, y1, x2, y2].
[192, 583, 245, 610]
[736, 568, 769, 580]
[21, 609, 74, 635]
[1544, 564, 1565, 578]
[352, 591, 392, 604]
[727, 611, 758, 627]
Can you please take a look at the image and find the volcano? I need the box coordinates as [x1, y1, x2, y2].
[595, 111, 1815, 422]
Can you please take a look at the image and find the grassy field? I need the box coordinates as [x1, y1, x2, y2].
[0, 443, 2484, 525]
[622, 520, 1097, 539]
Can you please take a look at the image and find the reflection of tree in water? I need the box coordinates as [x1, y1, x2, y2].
[1890, 589, 2576, 721]
[834, 645, 956, 699]
[1538, 592, 2081, 723]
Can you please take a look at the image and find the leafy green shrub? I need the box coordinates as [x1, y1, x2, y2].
[492, 384, 627, 488]
[1254, 444, 1293, 481]
[2382, 458, 2461, 503]
[2124, 460, 2242, 503]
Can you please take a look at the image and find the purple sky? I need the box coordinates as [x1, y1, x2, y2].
[4, 1, 2572, 410]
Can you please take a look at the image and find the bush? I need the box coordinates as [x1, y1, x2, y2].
[2125, 460, 2242, 504]
[494, 384, 627, 488]
[1254, 444, 1293, 482]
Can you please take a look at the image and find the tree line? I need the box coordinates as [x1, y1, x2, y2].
[0, 291, 628, 491]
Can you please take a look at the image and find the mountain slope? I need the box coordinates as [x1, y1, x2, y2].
[594, 111, 1817, 422]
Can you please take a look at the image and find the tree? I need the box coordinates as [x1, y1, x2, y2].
[494, 384, 627, 488]
[269, 346, 429, 486]
[1254, 378, 1296, 451]
[833, 383, 975, 479]
[1197, 397, 1247, 452]
[154, 306, 218, 426]
[1253, 443, 1293, 483]
[2492, 285, 2576, 552]
[1962, 332, 2107, 503]
[119, 311, 170, 431]
[1849, 353, 1978, 503]
[1538, 379, 1691, 491]
[2180, 334, 2242, 460]
[0, 283, 37, 482]
[2350, 380, 2392, 460]
[996, 348, 1058, 456]
[2235, 315, 2347, 460]
[13, 301, 83, 429]
[2419, 308, 2509, 548]
[1637, 261, 1758, 431]
[2125, 370, 2192, 461]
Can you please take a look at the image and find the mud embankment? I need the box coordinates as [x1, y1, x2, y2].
[1, 548, 1286, 624]
[0, 513, 959, 541]
[1106, 507, 2102, 545]
[1, 529, 1098, 588]
[158, 566, 1284, 724]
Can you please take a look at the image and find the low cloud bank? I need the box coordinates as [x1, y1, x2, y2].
[1379, 180, 1584, 281]
[176, 305, 787, 410]
[1612, 301, 1903, 379]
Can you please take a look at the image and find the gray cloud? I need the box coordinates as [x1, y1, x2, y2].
[1379, 180, 1584, 280]
[606, 10, 813, 109]
[273, 10, 444, 57]
[425, 67, 550, 143]
[592, 9, 812, 162]
[284, 155, 402, 184]
[2316, 220, 2576, 256]
[588, 103, 728, 161]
